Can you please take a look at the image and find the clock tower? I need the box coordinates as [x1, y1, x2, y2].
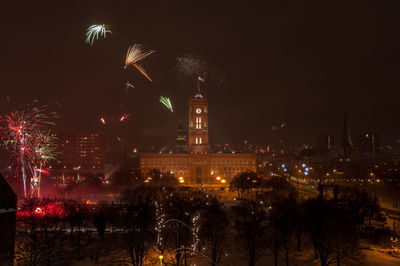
[188, 93, 210, 154]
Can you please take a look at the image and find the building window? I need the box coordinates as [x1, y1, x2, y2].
[196, 117, 202, 129]
[196, 137, 198, 144]
[199, 137, 202, 144]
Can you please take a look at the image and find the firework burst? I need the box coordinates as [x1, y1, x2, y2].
[86, 24, 112, 46]
[0, 106, 58, 197]
[124, 44, 155, 82]
[160, 96, 173, 112]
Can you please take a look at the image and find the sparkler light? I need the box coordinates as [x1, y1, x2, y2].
[85, 24, 112, 46]
[160, 96, 173, 112]
[124, 44, 155, 82]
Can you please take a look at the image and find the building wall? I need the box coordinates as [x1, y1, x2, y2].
[50, 132, 105, 178]
[140, 153, 189, 178]
[209, 153, 257, 181]
[140, 153, 256, 184]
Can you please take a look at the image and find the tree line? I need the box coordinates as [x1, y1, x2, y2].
[13, 173, 388, 266]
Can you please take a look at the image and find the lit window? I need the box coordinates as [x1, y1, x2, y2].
[199, 137, 202, 144]
[196, 137, 198, 144]
[196, 117, 201, 129]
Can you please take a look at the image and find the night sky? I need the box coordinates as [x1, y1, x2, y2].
[1, 0, 400, 149]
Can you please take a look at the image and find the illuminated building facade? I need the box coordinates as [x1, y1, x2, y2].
[140, 93, 256, 184]
[50, 132, 105, 179]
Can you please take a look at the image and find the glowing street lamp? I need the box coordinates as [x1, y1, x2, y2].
[159, 255, 164, 266]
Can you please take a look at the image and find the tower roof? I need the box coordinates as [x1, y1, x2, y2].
[194, 92, 203, 99]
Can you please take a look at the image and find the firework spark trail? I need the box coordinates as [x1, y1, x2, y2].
[0, 107, 57, 197]
[176, 54, 226, 88]
[120, 114, 130, 122]
[126, 81, 135, 89]
[124, 44, 155, 82]
[160, 96, 173, 112]
[125, 81, 135, 94]
[86, 24, 112, 46]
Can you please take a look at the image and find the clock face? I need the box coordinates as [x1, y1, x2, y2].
[196, 108, 202, 114]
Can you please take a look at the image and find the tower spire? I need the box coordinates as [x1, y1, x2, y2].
[341, 112, 352, 157]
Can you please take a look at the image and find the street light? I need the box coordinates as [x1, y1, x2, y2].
[159, 255, 163, 266]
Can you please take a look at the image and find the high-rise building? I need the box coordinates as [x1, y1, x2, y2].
[175, 124, 188, 153]
[140, 92, 256, 184]
[50, 132, 105, 178]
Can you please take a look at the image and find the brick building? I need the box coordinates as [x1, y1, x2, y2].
[140, 93, 256, 184]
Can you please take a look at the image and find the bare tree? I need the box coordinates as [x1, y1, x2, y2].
[15, 197, 71, 265]
[232, 199, 268, 266]
[118, 191, 155, 266]
[199, 197, 229, 266]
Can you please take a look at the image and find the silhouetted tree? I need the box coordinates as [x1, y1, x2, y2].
[232, 199, 268, 266]
[163, 188, 207, 266]
[230, 171, 258, 197]
[303, 198, 359, 266]
[145, 168, 179, 186]
[199, 197, 229, 266]
[15, 197, 71, 265]
[118, 190, 155, 266]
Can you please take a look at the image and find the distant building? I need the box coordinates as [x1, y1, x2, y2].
[140, 93, 256, 184]
[341, 113, 352, 157]
[50, 132, 105, 179]
[0, 173, 17, 265]
[318, 134, 334, 155]
[353, 132, 380, 155]
[176, 124, 188, 153]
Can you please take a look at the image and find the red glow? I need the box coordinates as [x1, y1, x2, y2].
[18, 203, 64, 217]
[56, 176, 103, 179]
